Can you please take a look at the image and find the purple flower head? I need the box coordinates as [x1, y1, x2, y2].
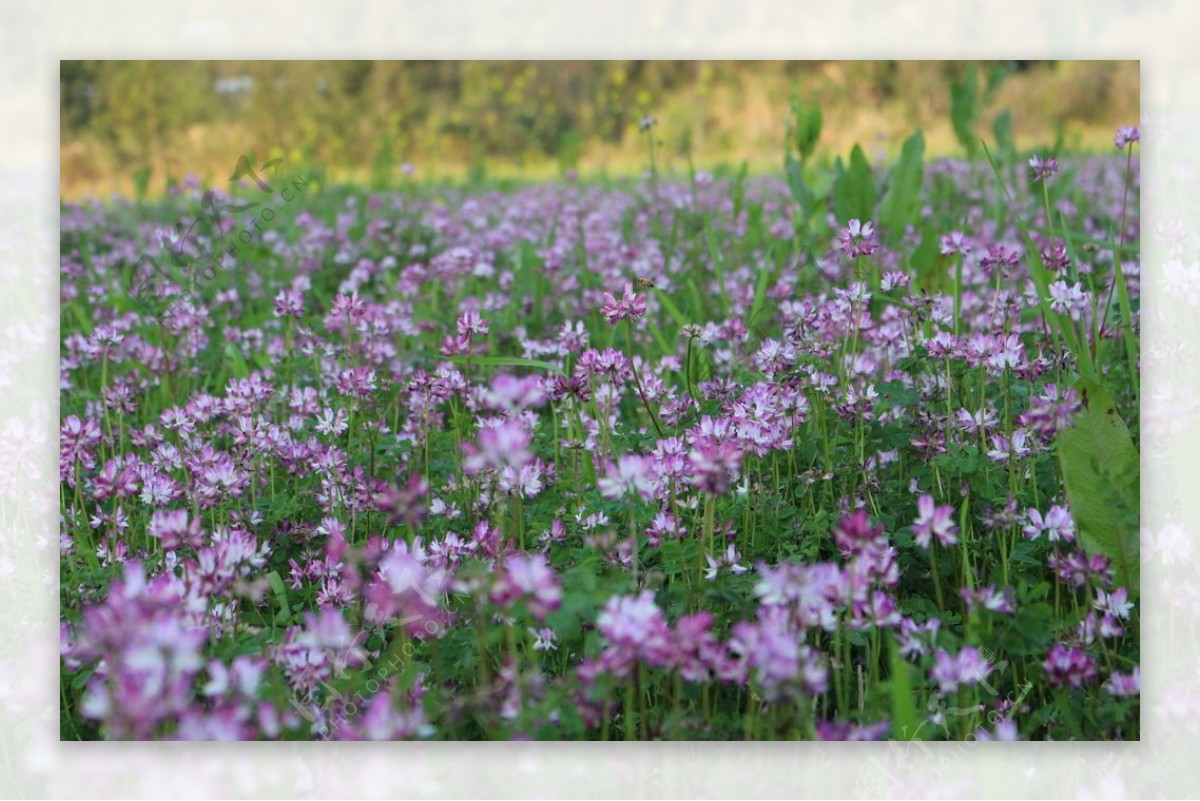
[832, 509, 886, 557]
[492, 554, 562, 621]
[1048, 550, 1112, 589]
[816, 719, 890, 741]
[1028, 154, 1060, 183]
[849, 589, 902, 629]
[1023, 504, 1076, 543]
[462, 419, 532, 475]
[687, 441, 743, 495]
[74, 562, 208, 739]
[960, 585, 1016, 615]
[335, 366, 378, 400]
[363, 545, 447, 636]
[1114, 125, 1140, 149]
[577, 347, 631, 379]
[327, 293, 366, 331]
[728, 609, 828, 699]
[596, 590, 672, 675]
[273, 289, 305, 319]
[598, 454, 659, 502]
[930, 646, 993, 692]
[835, 219, 878, 259]
[897, 617, 941, 659]
[939, 231, 972, 257]
[974, 719, 1020, 741]
[1094, 587, 1133, 620]
[1048, 280, 1088, 321]
[1106, 666, 1140, 696]
[373, 473, 430, 529]
[147, 509, 203, 551]
[704, 543, 749, 581]
[1043, 643, 1098, 688]
[672, 611, 720, 682]
[456, 310, 489, 339]
[599, 283, 648, 324]
[910, 494, 959, 549]
[1076, 611, 1125, 644]
[1020, 384, 1080, 436]
[880, 271, 910, 292]
[597, 590, 668, 650]
[483, 374, 548, 414]
[550, 373, 592, 403]
[979, 244, 1021, 276]
[1040, 240, 1071, 272]
[471, 520, 503, 558]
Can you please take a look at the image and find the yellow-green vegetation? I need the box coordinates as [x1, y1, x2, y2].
[60, 60, 1137, 199]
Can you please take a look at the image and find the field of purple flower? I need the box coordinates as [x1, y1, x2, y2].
[59, 118, 1141, 740]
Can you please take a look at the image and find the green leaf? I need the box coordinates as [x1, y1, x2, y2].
[506, 241, 543, 331]
[992, 110, 1015, 160]
[1027, 227, 1138, 256]
[979, 140, 1088, 377]
[950, 63, 979, 156]
[784, 151, 811, 215]
[879, 130, 925, 243]
[984, 63, 1012, 100]
[888, 635, 922, 741]
[806, 106, 823, 157]
[1057, 379, 1140, 594]
[748, 261, 773, 336]
[445, 355, 564, 375]
[654, 287, 687, 330]
[224, 343, 250, 379]
[133, 164, 153, 203]
[789, 97, 823, 163]
[832, 144, 876, 225]
[909, 221, 941, 291]
[266, 570, 291, 622]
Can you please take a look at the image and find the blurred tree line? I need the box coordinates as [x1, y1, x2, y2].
[60, 60, 1137, 195]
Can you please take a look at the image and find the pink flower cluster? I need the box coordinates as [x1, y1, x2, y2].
[599, 283, 648, 323]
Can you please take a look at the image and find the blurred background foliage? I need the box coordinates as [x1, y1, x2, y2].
[60, 60, 1138, 199]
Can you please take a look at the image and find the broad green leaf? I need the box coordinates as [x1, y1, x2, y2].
[992, 110, 1015, 160]
[879, 130, 925, 243]
[908, 221, 941, 291]
[805, 105, 823, 159]
[984, 63, 1012, 99]
[950, 63, 979, 156]
[789, 97, 823, 163]
[832, 144, 876, 225]
[888, 635, 921, 741]
[266, 570, 291, 622]
[784, 151, 811, 215]
[1057, 379, 1140, 594]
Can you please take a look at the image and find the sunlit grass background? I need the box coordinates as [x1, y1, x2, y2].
[60, 60, 1137, 200]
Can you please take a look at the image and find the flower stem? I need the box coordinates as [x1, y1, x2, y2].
[626, 320, 664, 437]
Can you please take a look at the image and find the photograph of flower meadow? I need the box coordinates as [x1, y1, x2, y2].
[59, 60, 1140, 741]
